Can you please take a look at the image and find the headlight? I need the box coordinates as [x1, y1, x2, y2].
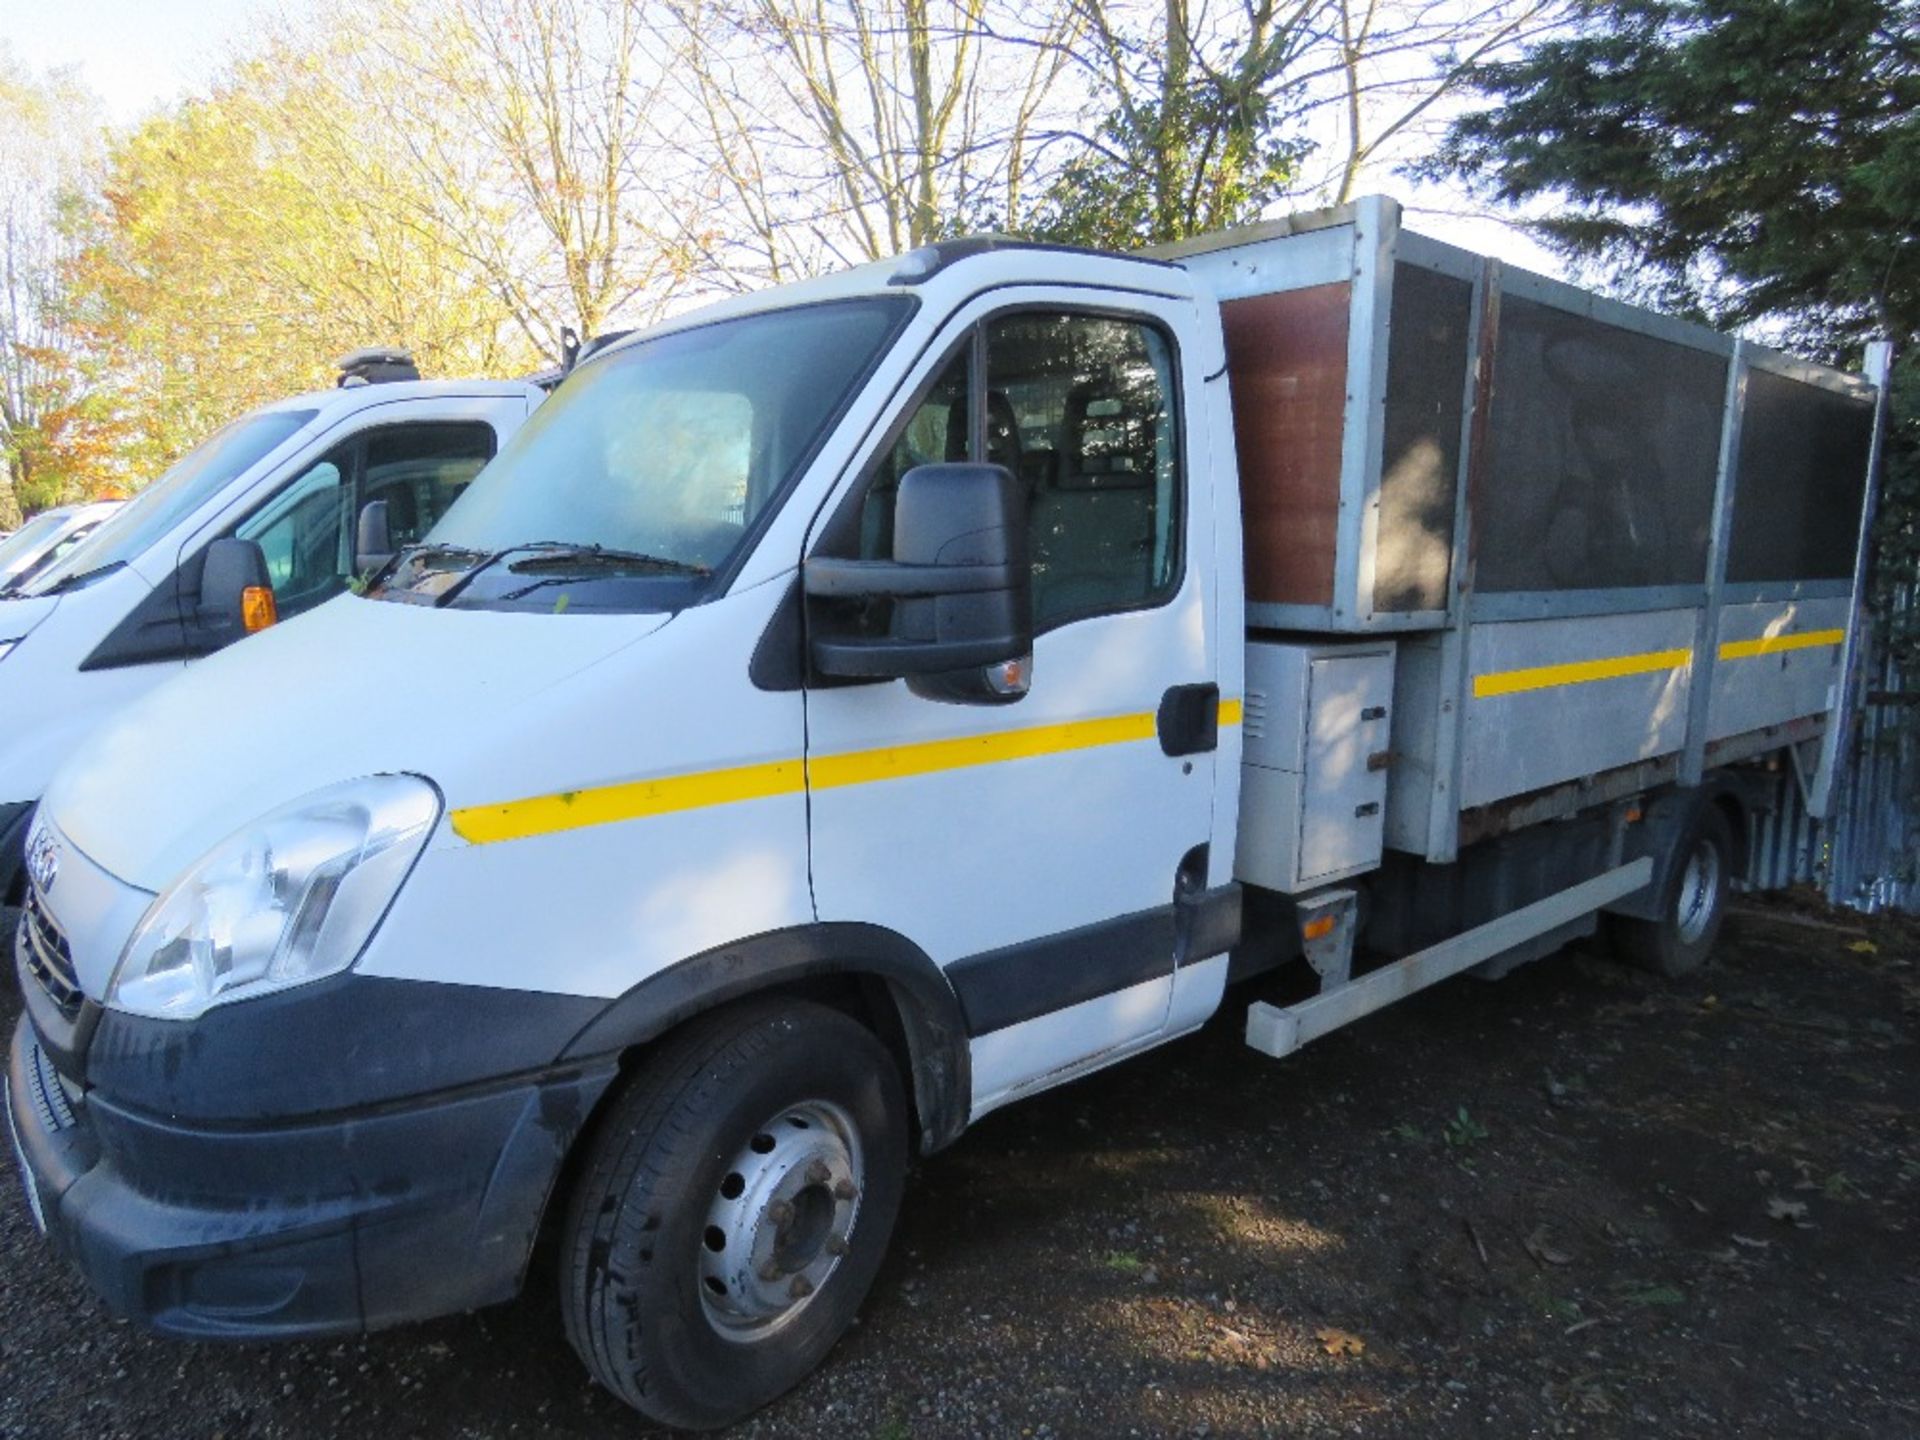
[108, 774, 441, 1020]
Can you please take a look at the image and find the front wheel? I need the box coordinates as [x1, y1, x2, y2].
[560, 999, 908, 1431]
[1611, 804, 1734, 978]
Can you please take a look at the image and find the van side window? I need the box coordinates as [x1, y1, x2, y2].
[235, 421, 497, 620]
[237, 455, 350, 618]
[855, 347, 971, 559]
[987, 313, 1181, 630]
[363, 423, 498, 546]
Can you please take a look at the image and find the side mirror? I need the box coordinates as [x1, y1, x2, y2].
[197, 537, 277, 647]
[805, 462, 1033, 702]
[356, 499, 395, 576]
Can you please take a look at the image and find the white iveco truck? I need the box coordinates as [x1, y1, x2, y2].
[6, 198, 1887, 1430]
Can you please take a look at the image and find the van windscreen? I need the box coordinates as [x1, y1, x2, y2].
[22, 408, 317, 595]
[401, 296, 911, 613]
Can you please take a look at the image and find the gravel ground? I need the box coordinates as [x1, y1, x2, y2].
[4, 896, 1917, 1439]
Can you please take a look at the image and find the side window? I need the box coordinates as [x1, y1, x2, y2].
[236, 454, 350, 618]
[363, 422, 497, 547]
[987, 313, 1181, 630]
[854, 347, 971, 559]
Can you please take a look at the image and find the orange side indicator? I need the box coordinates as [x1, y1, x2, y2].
[1303, 914, 1336, 942]
[241, 585, 278, 634]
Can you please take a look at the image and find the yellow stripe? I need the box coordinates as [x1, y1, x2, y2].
[1219, 696, 1244, 727]
[452, 705, 1177, 845]
[1718, 627, 1844, 661]
[810, 710, 1158, 790]
[450, 757, 805, 845]
[1473, 647, 1692, 699]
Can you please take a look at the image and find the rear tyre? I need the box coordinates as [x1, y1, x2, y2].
[1611, 804, 1734, 978]
[560, 999, 908, 1431]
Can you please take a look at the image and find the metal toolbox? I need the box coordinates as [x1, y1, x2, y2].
[1237, 640, 1396, 893]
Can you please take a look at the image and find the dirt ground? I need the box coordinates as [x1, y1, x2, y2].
[3, 896, 1917, 1439]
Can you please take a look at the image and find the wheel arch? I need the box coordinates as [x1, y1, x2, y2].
[559, 921, 972, 1157]
[1606, 779, 1745, 923]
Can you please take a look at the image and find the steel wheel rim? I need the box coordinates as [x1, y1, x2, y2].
[1675, 836, 1721, 944]
[698, 1098, 864, 1341]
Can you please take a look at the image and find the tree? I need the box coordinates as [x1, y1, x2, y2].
[1027, 0, 1566, 250]
[659, 0, 1080, 282]
[0, 50, 112, 524]
[72, 51, 536, 476]
[335, 0, 707, 350]
[1425, 0, 1915, 344]
[1425, 0, 1918, 667]
[1027, 0, 1316, 248]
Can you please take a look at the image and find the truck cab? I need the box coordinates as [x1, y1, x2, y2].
[0, 366, 543, 906]
[4, 205, 1884, 1431]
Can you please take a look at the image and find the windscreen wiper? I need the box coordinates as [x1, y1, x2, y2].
[430, 541, 706, 608]
[35, 561, 126, 596]
[496, 546, 712, 602]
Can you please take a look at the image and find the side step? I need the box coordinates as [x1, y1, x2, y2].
[1245, 858, 1653, 1059]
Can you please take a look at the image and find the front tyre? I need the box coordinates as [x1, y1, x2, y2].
[1611, 803, 1734, 978]
[560, 999, 908, 1431]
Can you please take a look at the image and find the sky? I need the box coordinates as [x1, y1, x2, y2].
[0, 0, 1566, 277]
[2, 0, 282, 123]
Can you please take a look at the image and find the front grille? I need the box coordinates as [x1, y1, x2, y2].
[19, 888, 83, 1018]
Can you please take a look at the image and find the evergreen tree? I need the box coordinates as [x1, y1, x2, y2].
[1427, 0, 1918, 670]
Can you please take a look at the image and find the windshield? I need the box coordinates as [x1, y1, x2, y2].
[23, 408, 316, 595]
[0, 508, 76, 585]
[387, 296, 911, 613]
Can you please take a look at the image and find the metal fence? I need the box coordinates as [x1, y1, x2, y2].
[1744, 613, 1920, 912]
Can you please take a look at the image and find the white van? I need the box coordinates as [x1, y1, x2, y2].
[5, 201, 1884, 1430]
[0, 501, 122, 594]
[0, 365, 542, 906]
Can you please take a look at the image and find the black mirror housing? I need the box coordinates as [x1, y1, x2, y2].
[356, 499, 395, 576]
[806, 462, 1033, 693]
[197, 537, 274, 648]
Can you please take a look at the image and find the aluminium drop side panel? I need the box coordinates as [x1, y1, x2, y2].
[1458, 609, 1697, 811]
[1707, 595, 1852, 742]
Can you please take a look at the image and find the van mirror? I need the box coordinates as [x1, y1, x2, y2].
[356, 499, 396, 576]
[197, 537, 278, 647]
[805, 462, 1033, 701]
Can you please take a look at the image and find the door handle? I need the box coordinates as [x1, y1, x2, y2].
[1157, 683, 1220, 757]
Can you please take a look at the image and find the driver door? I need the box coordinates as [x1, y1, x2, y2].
[802, 291, 1222, 1112]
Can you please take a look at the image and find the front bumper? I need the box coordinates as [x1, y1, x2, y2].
[7, 1012, 616, 1339]
[0, 800, 32, 903]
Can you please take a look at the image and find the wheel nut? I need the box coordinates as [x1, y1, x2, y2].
[805, 1160, 831, 1185]
[832, 1179, 857, 1201]
[759, 1262, 781, 1282]
[825, 1235, 849, 1257]
[767, 1199, 794, 1227]
[788, 1275, 815, 1299]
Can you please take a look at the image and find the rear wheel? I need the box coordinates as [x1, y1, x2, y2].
[560, 999, 908, 1431]
[1612, 804, 1734, 978]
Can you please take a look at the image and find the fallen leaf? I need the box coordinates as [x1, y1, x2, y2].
[1765, 1196, 1809, 1224]
[1316, 1327, 1366, 1357]
[1619, 1284, 1685, 1308]
[1524, 1225, 1573, 1266]
[1848, 939, 1879, 954]
[1730, 1234, 1771, 1250]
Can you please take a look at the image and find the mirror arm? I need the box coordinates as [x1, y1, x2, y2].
[811, 633, 1033, 678]
[803, 555, 1019, 600]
